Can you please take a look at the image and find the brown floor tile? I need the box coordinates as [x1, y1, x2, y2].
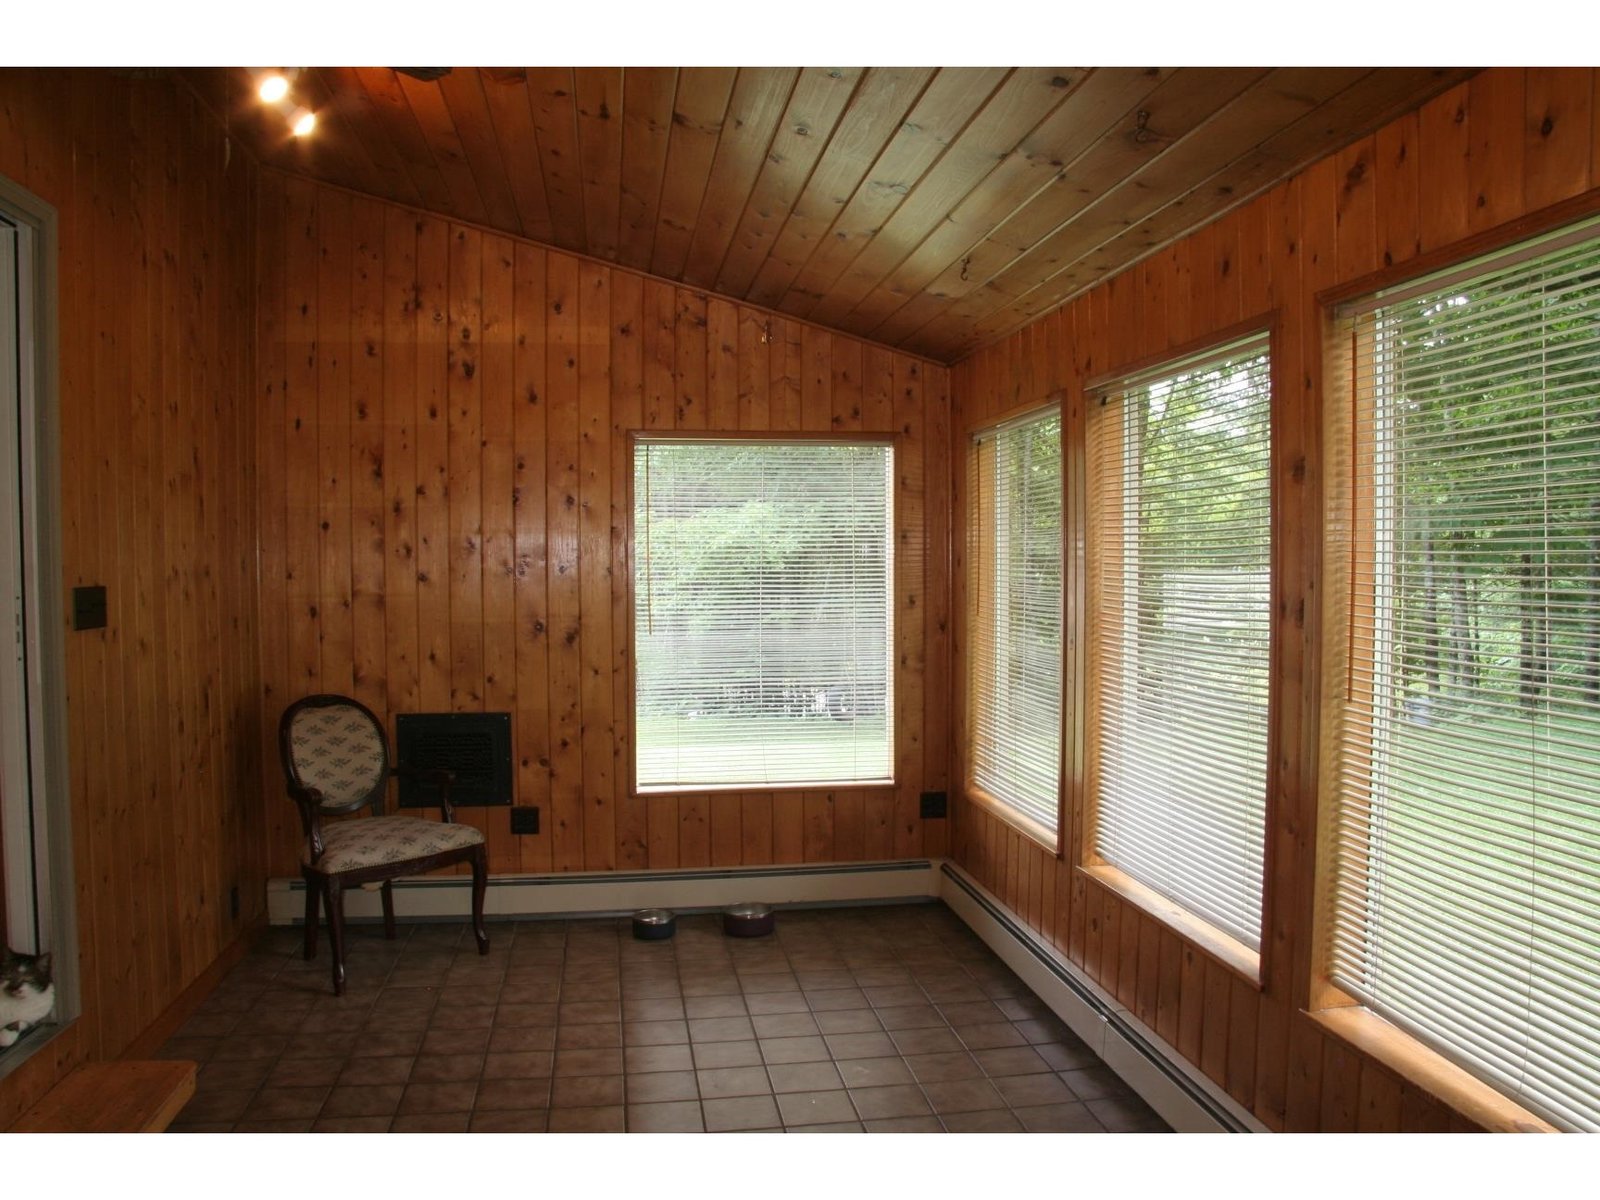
[234, 1117, 316, 1133]
[680, 975, 742, 997]
[266, 1057, 344, 1088]
[554, 1047, 624, 1076]
[767, 1061, 844, 1094]
[994, 1072, 1076, 1107]
[813, 1009, 882, 1034]
[399, 1081, 479, 1114]
[627, 1100, 705, 1132]
[919, 980, 988, 1004]
[953, 1021, 1027, 1050]
[483, 1051, 554, 1079]
[835, 1057, 914, 1089]
[627, 1070, 699, 1102]
[198, 1058, 275, 1091]
[789, 1120, 864, 1132]
[312, 1115, 392, 1132]
[739, 973, 800, 994]
[624, 1019, 689, 1046]
[688, 1015, 756, 1043]
[390, 1112, 471, 1132]
[760, 1036, 830, 1065]
[1087, 1095, 1169, 1132]
[547, 1105, 626, 1132]
[684, 1036, 765, 1070]
[684, 994, 747, 1019]
[241, 1086, 330, 1121]
[212, 1034, 292, 1061]
[176, 1088, 256, 1124]
[778, 1090, 859, 1127]
[410, 1054, 483, 1084]
[158, 1037, 222, 1064]
[488, 1026, 556, 1053]
[702, 1094, 781, 1132]
[469, 1109, 549, 1132]
[751, 1012, 820, 1038]
[904, 1052, 982, 1083]
[561, 978, 622, 1001]
[320, 1085, 405, 1118]
[621, 977, 682, 999]
[825, 1031, 897, 1060]
[551, 1074, 625, 1107]
[875, 1005, 945, 1030]
[863, 1116, 943, 1132]
[848, 1084, 932, 1120]
[970, 1045, 1052, 1077]
[558, 1022, 623, 1050]
[1034, 1039, 1102, 1071]
[1059, 1065, 1134, 1101]
[431, 1004, 495, 1030]
[863, 985, 926, 1008]
[622, 997, 685, 1022]
[476, 1076, 553, 1111]
[348, 1030, 422, 1058]
[805, 988, 869, 1011]
[697, 1066, 772, 1099]
[495, 1002, 558, 1027]
[921, 1078, 1006, 1114]
[338, 1056, 414, 1086]
[889, 1027, 963, 1056]
[942, 1109, 1025, 1132]
[420, 1027, 490, 1056]
[1014, 1016, 1071, 1044]
[626, 1044, 696, 1073]
[996, 995, 1055, 1022]
[850, 967, 915, 987]
[937, 1000, 1007, 1025]
[558, 1000, 619, 1025]
[1015, 1101, 1105, 1133]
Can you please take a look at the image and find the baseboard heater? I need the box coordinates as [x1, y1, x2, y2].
[266, 859, 940, 925]
[937, 861, 1264, 1133]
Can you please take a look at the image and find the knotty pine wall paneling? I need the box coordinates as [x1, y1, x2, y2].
[0, 69, 263, 1125]
[948, 66, 1599, 1134]
[255, 175, 953, 879]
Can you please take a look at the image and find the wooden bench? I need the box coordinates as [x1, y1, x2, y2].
[10, 1060, 196, 1132]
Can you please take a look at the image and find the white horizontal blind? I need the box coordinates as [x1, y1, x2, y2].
[1088, 338, 1271, 951]
[968, 408, 1063, 834]
[633, 439, 893, 790]
[1328, 220, 1600, 1132]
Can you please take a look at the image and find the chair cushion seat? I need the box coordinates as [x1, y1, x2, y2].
[307, 814, 484, 874]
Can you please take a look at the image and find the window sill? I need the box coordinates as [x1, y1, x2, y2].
[1078, 863, 1261, 987]
[634, 779, 896, 798]
[965, 785, 1060, 856]
[1305, 1005, 1557, 1133]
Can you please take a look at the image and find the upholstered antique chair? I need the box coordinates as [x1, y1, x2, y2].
[278, 694, 489, 994]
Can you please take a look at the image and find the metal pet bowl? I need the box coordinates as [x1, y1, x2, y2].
[722, 902, 775, 938]
[632, 908, 677, 940]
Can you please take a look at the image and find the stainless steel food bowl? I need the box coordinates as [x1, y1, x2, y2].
[722, 902, 775, 938]
[631, 908, 677, 940]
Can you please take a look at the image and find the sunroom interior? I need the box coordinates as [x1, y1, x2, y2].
[1, 48, 1597, 1141]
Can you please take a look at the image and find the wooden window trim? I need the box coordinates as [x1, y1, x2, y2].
[1078, 862, 1261, 987]
[1304, 1005, 1557, 1134]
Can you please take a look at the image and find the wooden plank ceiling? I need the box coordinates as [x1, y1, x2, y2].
[197, 66, 1476, 363]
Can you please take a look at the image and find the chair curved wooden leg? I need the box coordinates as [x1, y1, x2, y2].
[325, 876, 348, 996]
[302, 869, 320, 960]
[470, 845, 489, 956]
[381, 880, 396, 940]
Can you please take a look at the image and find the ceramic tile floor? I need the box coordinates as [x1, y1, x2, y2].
[160, 901, 1169, 1133]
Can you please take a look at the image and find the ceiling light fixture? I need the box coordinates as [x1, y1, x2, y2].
[257, 73, 289, 103]
[291, 109, 317, 138]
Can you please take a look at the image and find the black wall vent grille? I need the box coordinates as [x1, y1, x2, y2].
[396, 712, 513, 808]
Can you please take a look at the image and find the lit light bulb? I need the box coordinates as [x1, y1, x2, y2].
[291, 110, 317, 137]
[257, 74, 289, 103]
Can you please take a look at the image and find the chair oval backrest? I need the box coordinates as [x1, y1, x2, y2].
[280, 695, 390, 814]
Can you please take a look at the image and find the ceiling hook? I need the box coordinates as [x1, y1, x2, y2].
[960, 257, 971, 283]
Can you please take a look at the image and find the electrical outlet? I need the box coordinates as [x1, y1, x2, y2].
[510, 806, 540, 835]
[72, 585, 107, 631]
[919, 791, 947, 819]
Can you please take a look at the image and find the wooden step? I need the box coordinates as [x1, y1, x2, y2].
[10, 1060, 196, 1133]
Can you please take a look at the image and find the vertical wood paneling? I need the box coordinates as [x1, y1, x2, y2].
[255, 175, 949, 880]
[947, 66, 1599, 1135]
[0, 70, 261, 1125]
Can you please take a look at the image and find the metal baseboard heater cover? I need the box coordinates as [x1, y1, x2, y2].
[395, 712, 512, 807]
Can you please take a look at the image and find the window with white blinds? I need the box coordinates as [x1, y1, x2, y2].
[633, 438, 894, 791]
[1325, 217, 1600, 1132]
[968, 408, 1063, 836]
[1087, 337, 1272, 953]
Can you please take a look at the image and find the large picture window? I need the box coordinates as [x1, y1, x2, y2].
[967, 407, 1063, 839]
[1323, 218, 1600, 1131]
[1086, 336, 1272, 959]
[632, 437, 893, 791]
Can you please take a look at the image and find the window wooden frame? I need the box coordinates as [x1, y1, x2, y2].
[1078, 325, 1276, 986]
[625, 430, 897, 798]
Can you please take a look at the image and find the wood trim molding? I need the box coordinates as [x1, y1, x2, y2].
[1079, 862, 1262, 987]
[963, 785, 1062, 857]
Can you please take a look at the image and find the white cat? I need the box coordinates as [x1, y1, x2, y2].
[1, 948, 54, 1048]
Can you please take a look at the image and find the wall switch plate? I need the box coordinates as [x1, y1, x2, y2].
[919, 791, 947, 819]
[510, 806, 540, 835]
[72, 585, 107, 631]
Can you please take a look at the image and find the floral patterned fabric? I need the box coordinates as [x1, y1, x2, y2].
[289, 704, 388, 807]
[308, 814, 484, 873]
